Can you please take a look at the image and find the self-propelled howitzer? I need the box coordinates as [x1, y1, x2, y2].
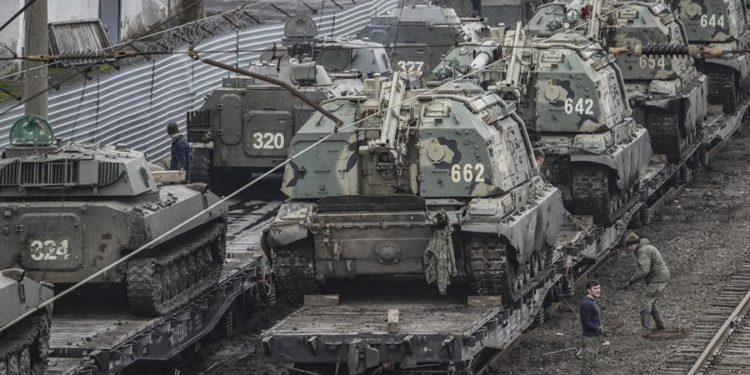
[263, 76, 565, 305]
[491, 32, 653, 224]
[0, 116, 227, 316]
[527, 0, 708, 163]
[671, 0, 750, 111]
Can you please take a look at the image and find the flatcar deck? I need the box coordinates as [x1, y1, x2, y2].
[44, 199, 282, 375]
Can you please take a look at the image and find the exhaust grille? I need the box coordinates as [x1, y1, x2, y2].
[19, 160, 79, 186]
[98, 162, 121, 185]
[0, 161, 19, 186]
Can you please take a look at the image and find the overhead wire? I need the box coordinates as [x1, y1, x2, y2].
[0, 0, 39, 33]
[0, 0, 357, 107]
[0, 0, 280, 111]
[0, 0, 277, 81]
[0, 64, 99, 117]
[0, 42, 731, 63]
[0, 0, 641, 333]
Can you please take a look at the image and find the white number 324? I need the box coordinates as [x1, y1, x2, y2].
[30, 240, 70, 261]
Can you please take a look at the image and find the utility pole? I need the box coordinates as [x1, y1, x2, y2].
[24, 0, 48, 118]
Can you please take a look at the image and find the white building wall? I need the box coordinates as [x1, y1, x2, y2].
[0, 0, 191, 75]
[0, 0, 25, 75]
[120, 0, 178, 40]
[48, 0, 99, 23]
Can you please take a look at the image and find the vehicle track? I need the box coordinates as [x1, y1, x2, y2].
[169, 188, 289, 375]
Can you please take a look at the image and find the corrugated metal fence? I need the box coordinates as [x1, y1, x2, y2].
[0, 0, 397, 160]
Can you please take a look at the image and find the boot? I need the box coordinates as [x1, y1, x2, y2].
[640, 310, 652, 330]
[651, 305, 666, 330]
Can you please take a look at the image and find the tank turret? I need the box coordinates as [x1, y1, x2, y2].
[357, 3, 486, 74]
[528, 0, 709, 162]
[0, 116, 228, 316]
[488, 30, 652, 223]
[264, 15, 392, 78]
[264, 76, 565, 305]
[671, 0, 750, 111]
[606, 0, 708, 162]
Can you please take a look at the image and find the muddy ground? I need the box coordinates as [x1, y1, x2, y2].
[491, 129, 750, 375]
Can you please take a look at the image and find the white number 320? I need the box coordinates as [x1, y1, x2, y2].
[252, 132, 284, 150]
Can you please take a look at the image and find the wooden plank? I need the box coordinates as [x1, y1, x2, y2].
[387, 309, 399, 333]
[303, 294, 340, 306]
[152, 170, 186, 184]
[467, 296, 503, 307]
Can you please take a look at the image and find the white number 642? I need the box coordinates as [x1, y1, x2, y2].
[564, 98, 595, 115]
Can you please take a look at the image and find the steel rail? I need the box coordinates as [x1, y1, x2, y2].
[687, 290, 750, 375]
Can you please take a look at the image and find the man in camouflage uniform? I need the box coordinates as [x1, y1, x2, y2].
[624, 232, 670, 330]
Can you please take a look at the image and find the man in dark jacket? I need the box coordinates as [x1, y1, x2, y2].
[624, 232, 670, 331]
[580, 279, 604, 375]
[167, 123, 191, 181]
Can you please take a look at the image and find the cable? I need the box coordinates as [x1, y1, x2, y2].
[1, 38, 678, 62]
[387, 0, 406, 62]
[0, 63, 98, 117]
[0, 0, 277, 81]
[0, 0, 38, 34]
[0, 0, 640, 334]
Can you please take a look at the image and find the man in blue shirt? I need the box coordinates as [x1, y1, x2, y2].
[167, 123, 191, 181]
[580, 279, 604, 375]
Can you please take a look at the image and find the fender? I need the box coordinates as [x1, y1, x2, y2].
[571, 129, 652, 190]
[643, 96, 683, 113]
[264, 223, 309, 248]
[462, 187, 564, 265]
[704, 57, 749, 77]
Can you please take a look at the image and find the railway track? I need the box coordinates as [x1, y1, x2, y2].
[661, 262, 750, 374]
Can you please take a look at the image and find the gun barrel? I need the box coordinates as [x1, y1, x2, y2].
[608, 44, 725, 58]
[470, 51, 492, 70]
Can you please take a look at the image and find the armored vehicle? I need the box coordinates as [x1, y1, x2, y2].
[188, 16, 376, 189]
[263, 76, 565, 305]
[188, 62, 351, 188]
[424, 28, 506, 86]
[488, 29, 652, 223]
[528, 0, 708, 163]
[479, 0, 544, 26]
[357, 2, 486, 74]
[0, 115, 227, 316]
[671, 0, 750, 111]
[0, 269, 53, 375]
[262, 15, 392, 79]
